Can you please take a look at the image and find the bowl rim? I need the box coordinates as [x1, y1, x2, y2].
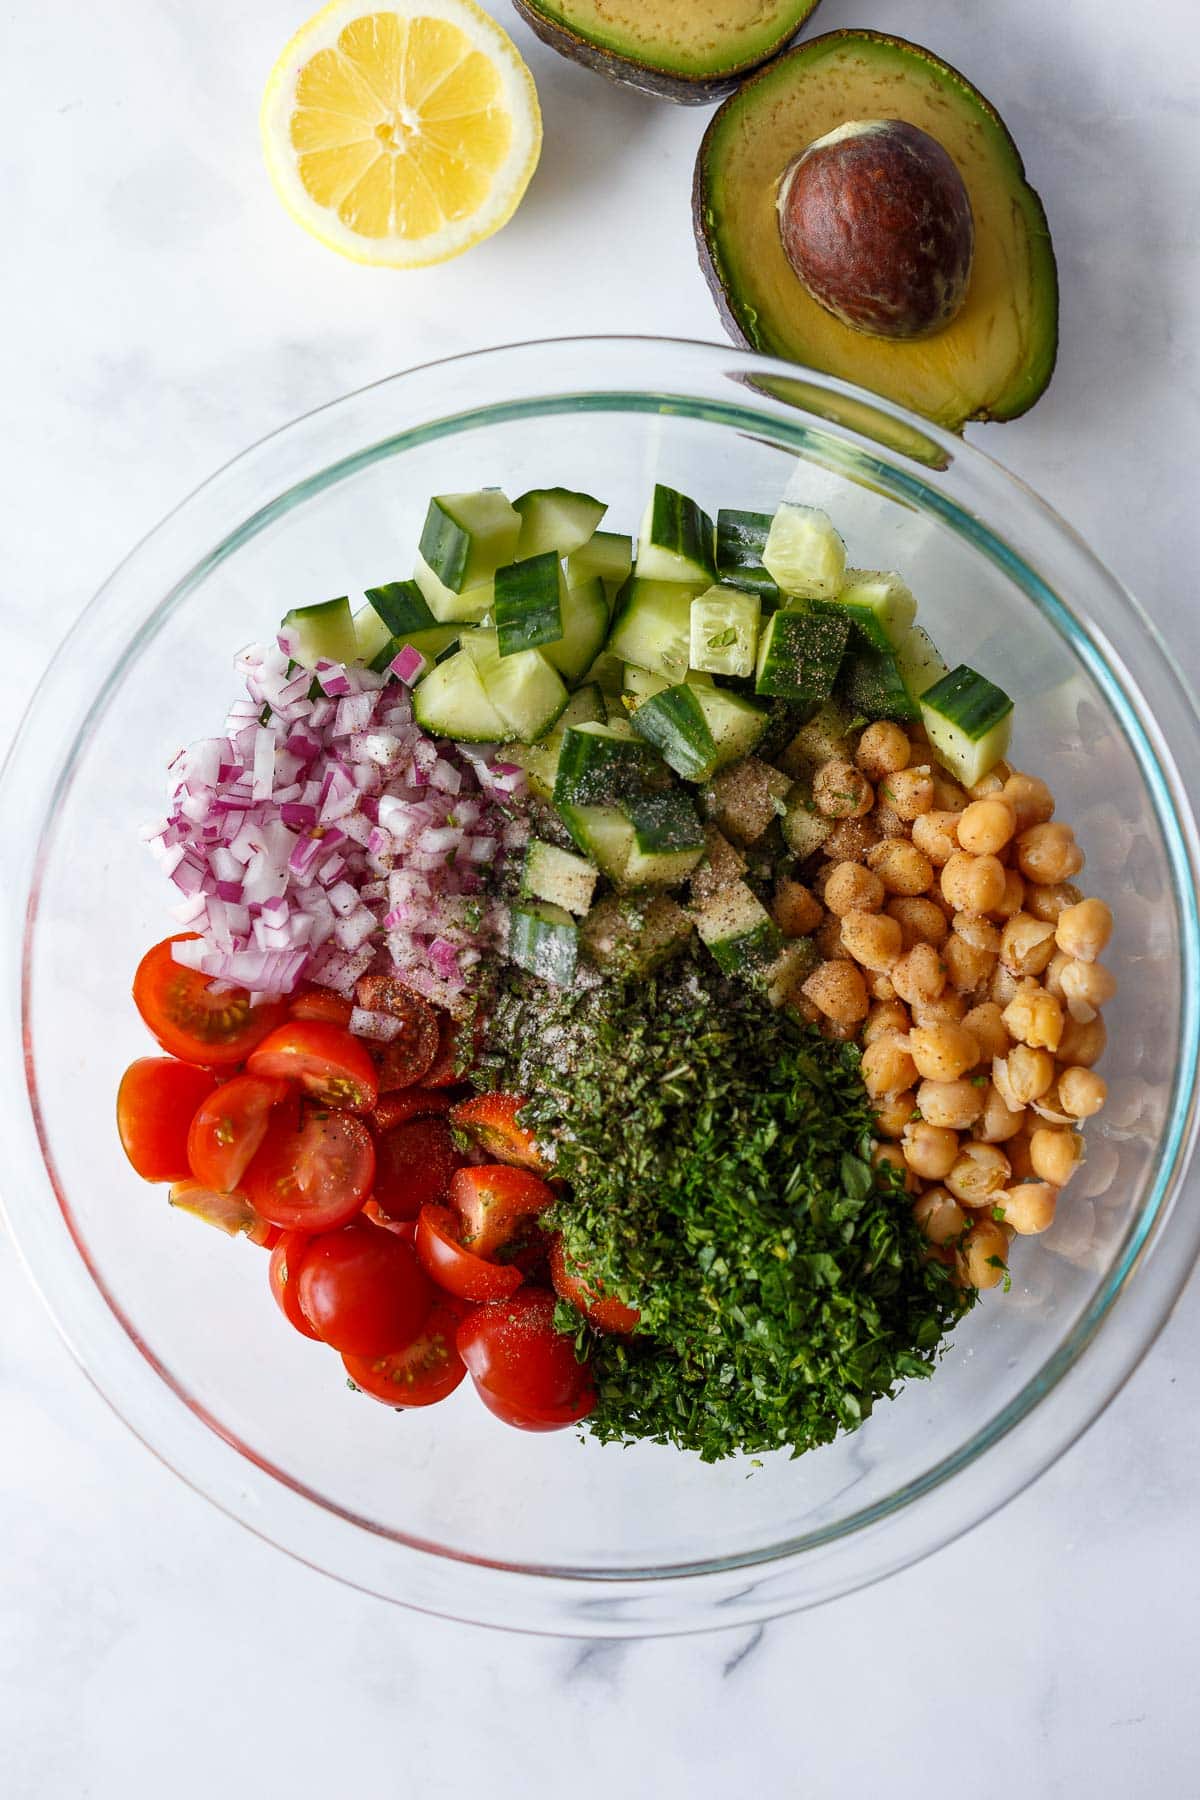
[3, 335, 1199, 1636]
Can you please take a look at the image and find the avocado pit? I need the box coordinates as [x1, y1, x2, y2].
[777, 119, 975, 341]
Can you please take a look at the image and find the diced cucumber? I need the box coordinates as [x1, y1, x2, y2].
[622, 789, 706, 888]
[689, 825, 748, 906]
[762, 503, 847, 600]
[371, 622, 464, 676]
[815, 569, 917, 652]
[418, 490, 520, 594]
[703, 757, 792, 846]
[899, 625, 949, 698]
[636, 485, 716, 586]
[557, 803, 635, 882]
[412, 649, 508, 743]
[839, 625, 948, 724]
[494, 552, 566, 656]
[781, 792, 832, 859]
[920, 664, 1015, 786]
[543, 577, 609, 685]
[508, 901, 578, 986]
[692, 880, 783, 977]
[363, 578, 439, 639]
[505, 735, 562, 803]
[582, 649, 627, 697]
[623, 664, 714, 703]
[521, 839, 599, 916]
[607, 577, 702, 681]
[353, 603, 394, 667]
[557, 683, 607, 729]
[552, 722, 662, 807]
[630, 684, 767, 783]
[463, 630, 568, 743]
[778, 700, 856, 780]
[689, 586, 761, 679]
[282, 597, 357, 668]
[514, 488, 607, 560]
[716, 509, 781, 606]
[567, 530, 633, 604]
[755, 606, 850, 706]
[580, 895, 694, 976]
[764, 938, 819, 1009]
[356, 582, 462, 672]
[413, 552, 494, 624]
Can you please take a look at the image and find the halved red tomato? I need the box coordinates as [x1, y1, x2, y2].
[168, 1178, 275, 1245]
[296, 1217, 433, 1356]
[356, 976, 439, 1089]
[449, 1092, 549, 1174]
[117, 1056, 218, 1183]
[268, 1230, 321, 1339]
[372, 1115, 464, 1221]
[362, 1200, 417, 1241]
[342, 1296, 471, 1407]
[247, 1021, 378, 1112]
[133, 937, 288, 1068]
[288, 987, 354, 1027]
[186, 1074, 292, 1193]
[456, 1289, 596, 1432]
[450, 1164, 556, 1259]
[371, 1089, 453, 1132]
[242, 1102, 374, 1232]
[421, 1010, 473, 1088]
[415, 1204, 525, 1303]
[549, 1235, 640, 1336]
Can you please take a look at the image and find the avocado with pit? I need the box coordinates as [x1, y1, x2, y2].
[693, 31, 1058, 429]
[512, 0, 823, 104]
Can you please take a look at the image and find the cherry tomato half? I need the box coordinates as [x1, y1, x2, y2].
[421, 1011, 474, 1088]
[242, 1102, 375, 1232]
[117, 1056, 218, 1183]
[549, 1235, 640, 1337]
[362, 1200, 417, 1242]
[415, 1204, 525, 1304]
[372, 1115, 464, 1221]
[288, 987, 354, 1027]
[371, 1089, 453, 1132]
[449, 1092, 549, 1174]
[168, 1178, 275, 1245]
[296, 1218, 433, 1356]
[342, 1296, 471, 1407]
[247, 1021, 378, 1113]
[186, 1073, 292, 1193]
[133, 937, 288, 1068]
[268, 1230, 321, 1340]
[456, 1289, 596, 1432]
[450, 1164, 557, 1260]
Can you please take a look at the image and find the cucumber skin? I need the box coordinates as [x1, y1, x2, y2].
[494, 552, 564, 656]
[839, 644, 922, 723]
[629, 685, 715, 782]
[552, 725, 663, 808]
[418, 492, 519, 593]
[641, 484, 717, 583]
[755, 607, 850, 704]
[716, 510, 781, 605]
[363, 579, 437, 637]
[508, 901, 579, 986]
[283, 597, 357, 667]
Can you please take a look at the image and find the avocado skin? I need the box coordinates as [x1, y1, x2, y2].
[693, 30, 1059, 429]
[512, 0, 822, 105]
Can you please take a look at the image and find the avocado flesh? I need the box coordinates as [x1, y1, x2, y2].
[515, 0, 821, 90]
[695, 32, 1058, 429]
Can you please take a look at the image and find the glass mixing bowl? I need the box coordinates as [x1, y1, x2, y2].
[2, 338, 1198, 1637]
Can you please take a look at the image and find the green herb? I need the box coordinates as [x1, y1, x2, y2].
[991, 1205, 1007, 1222]
[971, 1074, 989, 1087]
[707, 627, 738, 649]
[476, 957, 969, 1462]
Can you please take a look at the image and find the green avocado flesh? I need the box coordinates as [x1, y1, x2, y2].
[695, 31, 1059, 429]
[517, 0, 821, 83]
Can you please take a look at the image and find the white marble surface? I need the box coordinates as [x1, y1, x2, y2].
[3, 0, 1199, 1791]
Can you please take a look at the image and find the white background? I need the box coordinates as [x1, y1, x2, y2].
[2, 0, 1199, 1793]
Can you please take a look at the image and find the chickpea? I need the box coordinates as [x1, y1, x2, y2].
[911, 991, 967, 1027]
[863, 999, 911, 1044]
[930, 773, 970, 812]
[874, 1089, 917, 1139]
[941, 852, 1007, 914]
[997, 1181, 1058, 1236]
[998, 1043, 1056, 1105]
[946, 1142, 1012, 1205]
[801, 958, 869, 1024]
[1002, 986, 1064, 1053]
[1055, 897, 1114, 963]
[1025, 880, 1083, 924]
[913, 1186, 969, 1246]
[957, 797, 1017, 856]
[1030, 1127, 1083, 1188]
[912, 809, 963, 867]
[814, 758, 874, 819]
[990, 961, 1023, 1006]
[953, 912, 1002, 955]
[871, 803, 909, 841]
[861, 1035, 918, 1098]
[1006, 1132, 1037, 1182]
[1043, 949, 1071, 998]
[959, 1219, 1010, 1289]
[993, 868, 1027, 921]
[1057, 1012, 1107, 1068]
[772, 878, 824, 938]
[791, 994, 822, 1026]
[962, 1002, 1011, 1062]
[867, 839, 935, 897]
[1002, 772, 1055, 831]
[1059, 958, 1118, 1019]
[822, 816, 881, 863]
[891, 943, 946, 1007]
[917, 1078, 986, 1130]
[855, 720, 911, 780]
[840, 909, 903, 973]
[999, 913, 1058, 977]
[880, 766, 935, 821]
[1017, 822, 1084, 884]
[815, 915, 850, 962]
[902, 1120, 960, 1181]
[886, 896, 950, 950]
[943, 932, 997, 997]
[870, 972, 898, 1002]
[909, 1021, 980, 1082]
[1058, 1066, 1108, 1119]
[975, 1082, 1025, 1144]
[872, 1141, 917, 1192]
[968, 768, 1009, 800]
[823, 861, 885, 916]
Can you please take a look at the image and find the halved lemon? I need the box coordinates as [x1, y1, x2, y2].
[262, 0, 542, 268]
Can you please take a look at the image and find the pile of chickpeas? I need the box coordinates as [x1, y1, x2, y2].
[777, 719, 1114, 1292]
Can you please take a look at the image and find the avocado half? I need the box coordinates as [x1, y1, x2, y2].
[512, 0, 823, 105]
[694, 31, 1059, 429]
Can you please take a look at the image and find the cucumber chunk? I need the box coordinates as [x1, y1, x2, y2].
[505, 735, 562, 802]
[543, 577, 609, 685]
[778, 700, 856, 780]
[716, 509, 781, 606]
[755, 606, 850, 705]
[623, 664, 715, 703]
[840, 624, 948, 724]
[692, 880, 783, 977]
[764, 938, 820, 1009]
[352, 602, 394, 667]
[630, 683, 767, 783]
[622, 789, 706, 887]
[557, 802, 636, 882]
[782, 792, 833, 860]
[557, 683, 607, 730]
[567, 530, 633, 603]
[607, 576, 702, 681]
[413, 552, 494, 624]
[636, 484, 716, 586]
[552, 722, 662, 807]
[363, 578, 438, 639]
[356, 581, 461, 672]
[514, 488, 607, 560]
[282, 597, 357, 668]
[521, 840, 599, 917]
[494, 552, 567, 656]
[418, 490, 520, 593]
[580, 895, 694, 976]
[815, 569, 917, 652]
[412, 650, 508, 743]
[508, 901, 579, 986]
[762, 503, 847, 600]
[689, 586, 762, 679]
[463, 630, 568, 743]
[369, 621, 465, 676]
[920, 664, 1014, 786]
